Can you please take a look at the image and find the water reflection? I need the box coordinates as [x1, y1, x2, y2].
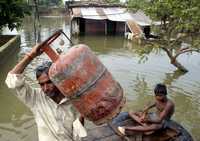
[1, 16, 200, 141]
[0, 48, 37, 141]
[125, 75, 153, 112]
[164, 70, 186, 86]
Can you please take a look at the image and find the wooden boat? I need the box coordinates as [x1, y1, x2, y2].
[82, 112, 193, 141]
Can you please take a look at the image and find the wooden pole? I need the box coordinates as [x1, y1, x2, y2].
[105, 20, 107, 35]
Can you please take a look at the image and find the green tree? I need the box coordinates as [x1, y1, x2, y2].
[128, 0, 200, 72]
[105, 0, 120, 4]
[38, 0, 63, 6]
[127, 0, 148, 11]
[0, 0, 30, 31]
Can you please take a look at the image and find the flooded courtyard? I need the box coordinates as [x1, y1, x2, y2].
[0, 17, 200, 141]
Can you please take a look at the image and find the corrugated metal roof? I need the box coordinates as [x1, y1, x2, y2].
[72, 7, 151, 26]
[81, 8, 107, 20]
[131, 10, 152, 26]
[103, 8, 132, 22]
[72, 8, 81, 17]
[126, 20, 143, 36]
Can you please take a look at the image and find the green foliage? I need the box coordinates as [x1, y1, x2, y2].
[38, 0, 63, 6]
[106, 0, 120, 4]
[111, 0, 199, 71]
[127, 0, 200, 72]
[0, 0, 30, 31]
[128, 0, 200, 35]
[127, 0, 148, 12]
[147, 0, 199, 33]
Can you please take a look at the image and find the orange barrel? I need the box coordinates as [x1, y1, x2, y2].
[41, 31, 125, 125]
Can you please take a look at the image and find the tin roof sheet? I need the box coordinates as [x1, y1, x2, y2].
[72, 8, 151, 26]
[81, 8, 107, 20]
[103, 8, 132, 22]
[130, 10, 152, 26]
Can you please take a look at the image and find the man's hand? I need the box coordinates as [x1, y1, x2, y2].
[139, 115, 146, 123]
[29, 43, 44, 59]
[9, 43, 44, 74]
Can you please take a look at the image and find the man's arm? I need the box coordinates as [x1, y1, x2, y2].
[139, 103, 156, 123]
[146, 102, 174, 124]
[128, 103, 156, 124]
[143, 103, 156, 113]
[5, 44, 44, 109]
[10, 44, 43, 74]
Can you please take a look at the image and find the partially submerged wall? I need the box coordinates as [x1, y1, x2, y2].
[0, 35, 20, 65]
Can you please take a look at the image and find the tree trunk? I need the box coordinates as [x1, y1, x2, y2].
[161, 47, 188, 72]
[170, 58, 188, 72]
[33, 0, 41, 43]
[34, 0, 40, 23]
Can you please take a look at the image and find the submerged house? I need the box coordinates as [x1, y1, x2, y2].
[69, 5, 154, 39]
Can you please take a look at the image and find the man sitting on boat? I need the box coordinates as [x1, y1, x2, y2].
[118, 83, 175, 135]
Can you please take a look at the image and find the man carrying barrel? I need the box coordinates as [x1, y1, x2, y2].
[5, 44, 86, 141]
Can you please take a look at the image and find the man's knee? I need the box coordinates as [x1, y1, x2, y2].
[152, 124, 162, 130]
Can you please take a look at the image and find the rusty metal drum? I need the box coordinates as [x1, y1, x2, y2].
[49, 44, 125, 125]
[40, 30, 125, 125]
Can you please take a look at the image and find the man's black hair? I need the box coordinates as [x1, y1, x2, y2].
[35, 61, 52, 79]
[154, 83, 167, 95]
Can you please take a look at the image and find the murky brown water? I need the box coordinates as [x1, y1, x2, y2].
[1, 16, 200, 141]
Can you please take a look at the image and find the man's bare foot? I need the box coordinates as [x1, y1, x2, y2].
[117, 126, 125, 135]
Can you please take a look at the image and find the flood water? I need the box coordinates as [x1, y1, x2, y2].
[1, 16, 200, 141]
